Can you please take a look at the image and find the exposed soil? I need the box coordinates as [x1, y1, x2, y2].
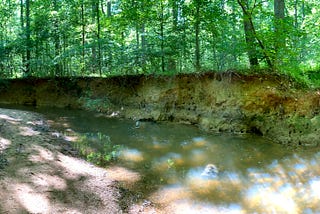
[0, 108, 159, 214]
[0, 73, 319, 147]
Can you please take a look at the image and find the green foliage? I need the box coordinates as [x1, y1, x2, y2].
[167, 158, 175, 169]
[73, 132, 122, 166]
[0, 0, 319, 82]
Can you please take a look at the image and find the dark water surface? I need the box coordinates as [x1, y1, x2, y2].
[4, 105, 320, 213]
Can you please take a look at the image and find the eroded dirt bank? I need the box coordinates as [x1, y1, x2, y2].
[0, 73, 320, 147]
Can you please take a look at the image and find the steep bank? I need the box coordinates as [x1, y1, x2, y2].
[0, 73, 319, 147]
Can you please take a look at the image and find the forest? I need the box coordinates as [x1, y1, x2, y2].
[2, 1, 320, 213]
[0, 0, 319, 82]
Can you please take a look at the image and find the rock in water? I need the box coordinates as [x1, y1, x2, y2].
[201, 164, 219, 179]
[135, 120, 141, 129]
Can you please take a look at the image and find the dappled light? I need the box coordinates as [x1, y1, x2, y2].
[31, 173, 67, 190]
[29, 145, 55, 162]
[1, 106, 320, 213]
[15, 183, 50, 213]
[0, 137, 11, 151]
[19, 126, 40, 136]
[0, 114, 22, 122]
[0, 108, 122, 213]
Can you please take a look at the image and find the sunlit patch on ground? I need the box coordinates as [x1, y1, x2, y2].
[29, 145, 55, 162]
[0, 114, 22, 122]
[15, 183, 50, 213]
[56, 154, 105, 178]
[63, 135, 79, 142]
[31, 173, 67, 190]
[0, 137, 11, 151]
[0, 108, 124, 213]
[19, 126, 40, 136]
[61, 128, 79, 142]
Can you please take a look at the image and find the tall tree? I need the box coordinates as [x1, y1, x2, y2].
[194, 0, 202, 71]
[237, 0, 272, 68]
[25, 0, 31, 75]
[96, 0, 102, 76]
[53, 0, 62, 76]
[81, 0, 86, 75]
[159, 0, 165, 73]
[274, 0, 285, 60]
[20, 0, 26, 74]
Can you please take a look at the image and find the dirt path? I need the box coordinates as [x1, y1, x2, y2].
[0, 108, 127, 213]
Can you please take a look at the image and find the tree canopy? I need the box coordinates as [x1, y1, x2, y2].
[0, 0, 319, 80]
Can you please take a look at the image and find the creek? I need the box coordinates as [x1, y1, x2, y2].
[5, 105, 320, 213]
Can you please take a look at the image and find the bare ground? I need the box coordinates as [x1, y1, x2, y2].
[0, 108, 159, 214]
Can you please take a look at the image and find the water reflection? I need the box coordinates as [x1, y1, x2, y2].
[4, 106, 320, 213]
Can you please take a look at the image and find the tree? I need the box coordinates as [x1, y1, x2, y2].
[194, 0, 202, 71]
[0, 0, 320, 78]
[237, 0, 272, 68]
[274, 0, 285, 66]
[25, 0, 31, 75]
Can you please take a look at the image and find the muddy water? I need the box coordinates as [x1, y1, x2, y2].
[8, 106, 320, 213]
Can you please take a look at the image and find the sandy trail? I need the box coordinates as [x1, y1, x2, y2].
[0, 108, 124, 214]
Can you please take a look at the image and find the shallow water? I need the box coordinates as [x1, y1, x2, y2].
[5, 105, 320, 213]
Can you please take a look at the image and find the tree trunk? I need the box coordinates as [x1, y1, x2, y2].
[243, 15, 259, 67]
[53, 0, 61, 76]
[141, 23, 147, 67]
[96, 0, 102, 76]
[81, 0, 85, 75]
[135, 25, 140, 67]
[25, 0, 31, 75]
[160, 0, 165, 73]
[274, 0, 285, 54]
[237, 0, 273, 68]
[237, 0, 258, 68]
[168, 0, 178, 72]
[294, 0, 298, 28]
[20, 0, 26, 74]
[194, 0, 201, 72]
[107, 1, 111, 17]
